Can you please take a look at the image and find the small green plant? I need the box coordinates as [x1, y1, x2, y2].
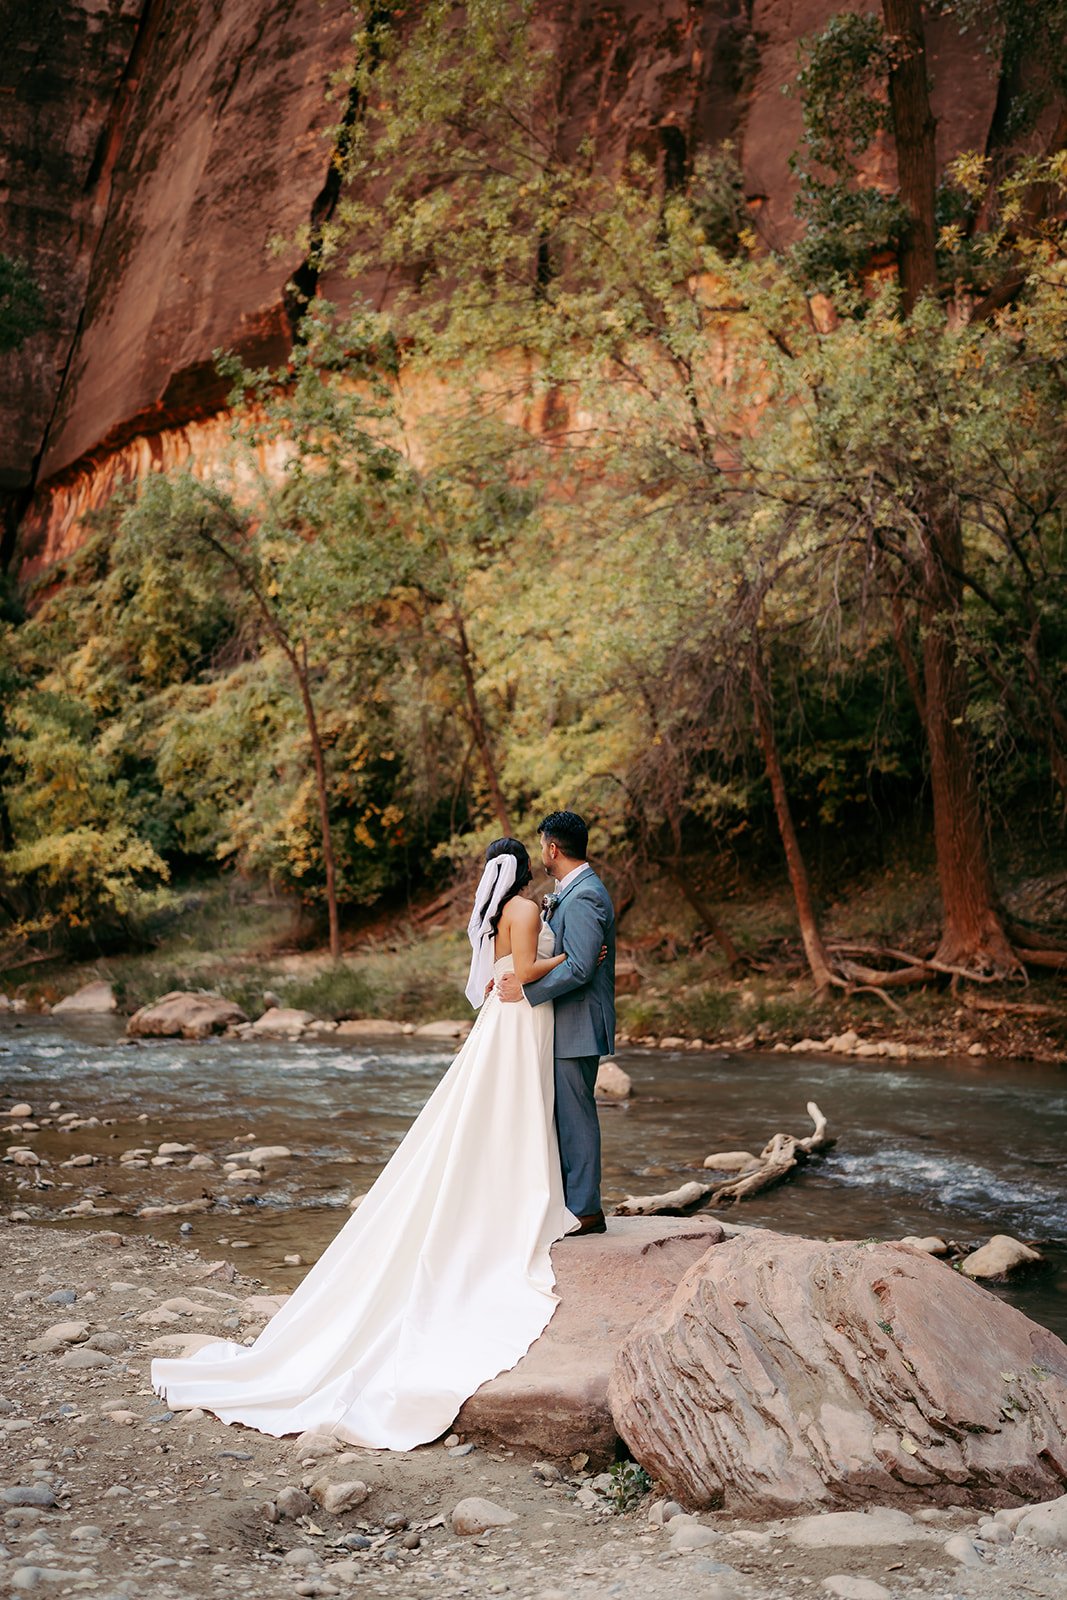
[607, 1460, 652, 1514]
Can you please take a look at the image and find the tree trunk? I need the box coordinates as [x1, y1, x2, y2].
[295, 641, 342, 962]
[451, 608, 512, 835]
[918, 499, 1017, 975]
[882, 0, 938, 312]
[667, 864, 744, 970]
[749, 640, 836, 996]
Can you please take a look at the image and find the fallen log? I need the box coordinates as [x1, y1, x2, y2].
[613, 1102, 833, 1216]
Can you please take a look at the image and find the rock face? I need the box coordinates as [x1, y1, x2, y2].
[52, 981, 118, 1014]
[8, 1, 1012, 570]
[609, 1232, 1067, 1514]
[127, 989, 246, 1039]
[456, 1215, 724, 1459]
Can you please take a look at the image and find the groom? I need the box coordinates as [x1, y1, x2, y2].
[497, 810, 616, 1235]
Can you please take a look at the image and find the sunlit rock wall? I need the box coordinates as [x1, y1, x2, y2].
[7, 0, 1006, 576]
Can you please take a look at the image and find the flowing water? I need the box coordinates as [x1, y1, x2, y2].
[2, 1015, 1065, 1337]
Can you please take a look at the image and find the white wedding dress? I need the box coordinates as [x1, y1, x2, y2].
[151, 927, 578, 1449]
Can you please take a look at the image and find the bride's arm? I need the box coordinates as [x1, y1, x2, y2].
[506, 900, 566, 986]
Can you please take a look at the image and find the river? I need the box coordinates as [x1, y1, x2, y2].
[2, 1015, 1064, 1337]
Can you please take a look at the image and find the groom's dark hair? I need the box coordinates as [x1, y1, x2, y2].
[537, 810, 588, 861]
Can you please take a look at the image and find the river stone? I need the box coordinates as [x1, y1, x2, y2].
[413, 1020, 469, 1039]
[1015, 1492, 1067, 1549]
[145, 1333, 222, 1357]
[277, 1486, 315, 1519]
[1, 1486, 58, 1508]
[609, 1232, 1067, 1513]
[127, 990, 247, 1040]
[822, 1579, 892, 1600]
[785, 1510, 933, 1548]
[11, 1567, 95, 1588]
[244, 1146, 292, 1164]
[899, 1236, 948, 1255]
[57, 1346, 115, 1370]
[292, 1429, 345, 1458]
[960, 1234, 1043, 1280]
[451, 1497, 517, 1535]
[595, 1061, 632, 1099]
[333, 1019, 406, 1037]
[456, 1216, 724, 1459]
[52, 982, 117, 1014]
[668, 1515, 719, 1550]
[311, 1479, 369, 1515]
[944, 1534, 985, 1567]
[250, 1008, 315, 1037]
[43, 1321, 89, 1344]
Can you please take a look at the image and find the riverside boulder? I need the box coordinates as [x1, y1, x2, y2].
[456, 1216, 724, 1458]
[609, 1232, 1067, 1515]
[127, 991, 247, 1039]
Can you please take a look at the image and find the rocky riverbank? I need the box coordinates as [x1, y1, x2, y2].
[3, 1224, 1067, 1600]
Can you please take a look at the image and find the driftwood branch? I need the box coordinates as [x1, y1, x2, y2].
[613, 1101, 834, 1216]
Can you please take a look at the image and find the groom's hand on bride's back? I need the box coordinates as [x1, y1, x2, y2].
[497, 971, 524, 1003]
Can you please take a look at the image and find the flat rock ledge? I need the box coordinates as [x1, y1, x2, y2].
[609, 1231, 1067, 1515]
[456, 1216, 724, 1459]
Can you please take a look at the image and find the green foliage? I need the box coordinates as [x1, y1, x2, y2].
[280, 965, 376, 1019]
[792, 12, 890, 175]
[4, 0, 1066, 976]
[606, 1461, 653, 1514]
[0, 255, 45, 351]
[790, 180, 909, 295]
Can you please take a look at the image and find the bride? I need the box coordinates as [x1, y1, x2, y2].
[151, 836, 580, 1450]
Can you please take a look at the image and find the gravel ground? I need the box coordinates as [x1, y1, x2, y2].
[2, 1223, 1066, 1600]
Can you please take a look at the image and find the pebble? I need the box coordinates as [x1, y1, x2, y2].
[1014, 1492, 1067, 1550]
[281, 1547, 321, 1567]
[41, 1321, 89, 1345]
[668, 1515, 719, 1551]
[57, 1348, 115, 1370]
[943, 1533, 985, 1567]
[43, 1291, 76, 1306]
[451, 1497, 518, 1536]
[822, 1579, 892, 1600]
[338, 1533, 371, 1551]
[977, 1519, 1012, 1545]
[10, 1566, 95, 1589]
[312, 1479, 369, 1515]
[785, 1510, 931, 1548]
[1, 1487, 57, 1508]
[276, 1486, 314, 1519]
[448, 1442, 476, 1457]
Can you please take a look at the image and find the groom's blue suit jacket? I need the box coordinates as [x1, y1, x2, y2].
[523, 869, 615, 1059]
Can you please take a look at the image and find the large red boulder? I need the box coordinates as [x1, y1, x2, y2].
[609, 1232, 1067, 1515]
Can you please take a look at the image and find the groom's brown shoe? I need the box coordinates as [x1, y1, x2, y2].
[573, 1211, 607, 1235]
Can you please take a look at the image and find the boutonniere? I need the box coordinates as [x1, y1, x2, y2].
[542, 892, 559, 918]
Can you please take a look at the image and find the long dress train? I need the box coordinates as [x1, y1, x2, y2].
[150, 937, 577, 1449]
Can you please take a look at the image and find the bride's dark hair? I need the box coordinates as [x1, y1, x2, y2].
[481, 836, 532, 937]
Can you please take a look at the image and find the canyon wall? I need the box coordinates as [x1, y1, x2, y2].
[4, 1, 1004, 576]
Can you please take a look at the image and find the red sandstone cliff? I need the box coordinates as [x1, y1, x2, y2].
[3, 1, 1006, 574]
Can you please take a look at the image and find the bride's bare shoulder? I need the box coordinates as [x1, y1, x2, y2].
[500, 894, 539, 928]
